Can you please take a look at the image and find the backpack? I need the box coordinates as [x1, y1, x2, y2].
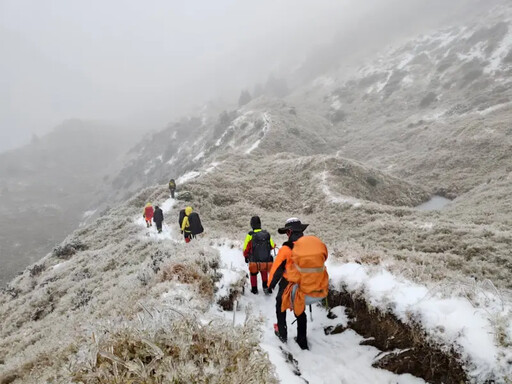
[287, 236, 328, 298]
[169, 179, 176, 188]
[178, 209, 186, 228]
[188, 212, 204, 235]
[250, 230, 273, 263]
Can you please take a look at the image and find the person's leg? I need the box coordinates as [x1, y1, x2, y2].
[275, 280, 288, 341]
[261, 271, 268, 289]
[146, 219, 150, 228]
[250, 272, 258, 294]
[295, 311, 308, 350]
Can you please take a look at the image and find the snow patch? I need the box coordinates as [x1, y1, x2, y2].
[82, 209, 97, 219]
[318, 171, 362, 207]
[177, 171, 200, 184]
[193, 150, 205, 162]
[486, 29, 512, 73]
[328, 261, 512, 382]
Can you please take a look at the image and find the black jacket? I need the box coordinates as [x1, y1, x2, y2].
[153, 207, 164, 223]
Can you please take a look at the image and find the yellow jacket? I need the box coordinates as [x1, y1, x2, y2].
[181, 206, 193, 232]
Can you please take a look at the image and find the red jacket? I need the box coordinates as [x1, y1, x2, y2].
[144, 206, 154, 220]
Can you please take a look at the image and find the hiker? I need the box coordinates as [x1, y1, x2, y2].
[243, 216, 275, 295]
[180, 206, 204, 243]
[153, 205, 164, 233]
[169, 179, 176, 198]
[268, 218, 329, 350]
[143, 202, 154, 228]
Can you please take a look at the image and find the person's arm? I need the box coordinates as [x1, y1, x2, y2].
[242, 233, 252, 258]
[268, 246, 290, 290]
[269, 236, 276, 249]
[181, 216, 189, 231]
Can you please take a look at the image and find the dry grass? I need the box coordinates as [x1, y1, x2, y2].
[157, 262, 215, 298]
[71, 312, 277, 384]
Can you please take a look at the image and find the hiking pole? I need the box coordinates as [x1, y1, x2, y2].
[310, 305, 313, 322]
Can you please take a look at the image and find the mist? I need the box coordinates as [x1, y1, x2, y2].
[0, 0, 496, 152]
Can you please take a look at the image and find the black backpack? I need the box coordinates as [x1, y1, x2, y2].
[250, 230, 272, 263]
[188, 212, 204, 235]
[178, 209, 186, 228]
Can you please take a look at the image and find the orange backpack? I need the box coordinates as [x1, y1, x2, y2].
[287, 236, 329, 299]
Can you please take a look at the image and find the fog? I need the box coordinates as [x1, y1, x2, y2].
[0, 0, 495, 152]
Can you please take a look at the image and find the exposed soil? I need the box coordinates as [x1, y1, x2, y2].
[326, 288, 468, 384]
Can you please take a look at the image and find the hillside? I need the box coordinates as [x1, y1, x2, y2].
[2, 3, 512, 383]
[0, 120, 143, 286]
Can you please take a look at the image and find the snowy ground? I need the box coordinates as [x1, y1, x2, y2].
[211, 245, 425, 384]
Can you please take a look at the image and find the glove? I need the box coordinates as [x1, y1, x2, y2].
[244, 257, 249, 264]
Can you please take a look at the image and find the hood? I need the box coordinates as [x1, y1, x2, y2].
[185, 206, 193, 215]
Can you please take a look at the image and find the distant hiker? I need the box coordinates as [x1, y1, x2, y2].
[180, 206, 204, 243]
[143, 202, 154, 228]
[268, 218, 329, 350]
[243, 216, 275, 295]
[153, 205, 164, 233]
[169, 179, 176, 198]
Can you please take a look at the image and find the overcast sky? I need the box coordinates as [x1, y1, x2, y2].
[0, 0, 496, 152]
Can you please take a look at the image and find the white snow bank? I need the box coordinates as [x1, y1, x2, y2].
[328, 261, 512, 382]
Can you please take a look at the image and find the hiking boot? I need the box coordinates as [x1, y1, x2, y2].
[263, 288, 270, 295]
[251, 287, 258, 295]
[294, 337, 309, 350]
[274, 324, 287, 343]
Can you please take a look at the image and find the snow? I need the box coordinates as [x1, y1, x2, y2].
[319, 171, 362, 207]
[374, 71, 392, 94]
[211, 244, 425, 384]
[397, 53, 414, 70]
[330, 95, 341, 110]
[327, 261, 512, 381]
[204, 161, 220, 173]
[457, 41, 487, 63]
[193, 150, 205, 162]
[478, 100, 512, 116]
[82, 209, 96, 219]
[486, 29, 512, 73]
[245, 112, 271, 154]
[245, 139, 261, 154]
[177, 170, 200, 184]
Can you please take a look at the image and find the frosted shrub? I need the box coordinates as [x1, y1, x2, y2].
[72, 312, 278, 384]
